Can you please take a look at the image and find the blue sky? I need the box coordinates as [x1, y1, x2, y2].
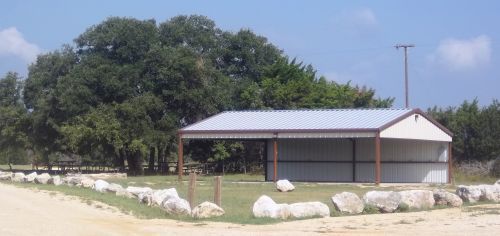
[1, 0, 498, 108]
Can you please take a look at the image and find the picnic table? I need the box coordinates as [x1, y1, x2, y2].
[156, 162, 216, 175]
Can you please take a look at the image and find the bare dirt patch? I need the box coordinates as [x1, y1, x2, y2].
[0, 182, 499, 236]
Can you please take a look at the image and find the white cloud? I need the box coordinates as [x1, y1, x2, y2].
[430, 35, 491, 71]
[0, 27, 41, 63]
[349, 8, 378, 28]
[336, 8, 379, 36]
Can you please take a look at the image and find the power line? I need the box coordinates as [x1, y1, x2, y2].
[395, 44, 415, 108]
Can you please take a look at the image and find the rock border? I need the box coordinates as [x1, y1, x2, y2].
[1, 171, 498, 221]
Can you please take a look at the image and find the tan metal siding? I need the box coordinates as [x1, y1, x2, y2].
[355, 138, 448, 183]
[380, 114, 452, 142]
[356, 163, 448, 183]
[355, 138, 448, 162]
[267, 138, 448, 183]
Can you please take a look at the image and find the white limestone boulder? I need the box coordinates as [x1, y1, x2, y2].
[116, 188, 135, 198]
[11, 172, 25, 182]
[24, 172, 37, 183]
[93, 179, 109, 192]
[126, 186, 153, 198]
[433, 189, 463, 207]
[456, 185, 482, 203]
[161, 197, 191, 216]
[82, 173, 127, 179]
[52, 176, 63, 186]
[104, 183, 124, 193]
[363, 191, 402, 213]
[192, 201, 225, 218]
[64, 176, 83, 186]
[138, 191, 154, 206]
[152, 188, 179, 206]
[276, 179, 295, 192]
[478, 184, 500, 202]
[399, 190, 435, 209]
[289, 202, 330, 218]
[252, 195, 291, 219]
[80, 178, 96, 188]
[331, 192, 364, 214]
[0, 172, 12, 181]
[34, 173, 53, 184]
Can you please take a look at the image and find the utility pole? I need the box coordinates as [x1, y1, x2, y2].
[394, 44, 414, 108]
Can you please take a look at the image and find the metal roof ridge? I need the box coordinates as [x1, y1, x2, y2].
[224, 108, 411, 113]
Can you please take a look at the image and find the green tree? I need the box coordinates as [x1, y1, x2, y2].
[0, 72, 28, 169]
[479, 100, 500, 159]
[75, 17, 158, 64]
[428, 99, 500, 162]
[159, 15, 221, 56]
[61, 105, 123, 167]
[247, 57, 393, 110]
[23, 47, 79, 168]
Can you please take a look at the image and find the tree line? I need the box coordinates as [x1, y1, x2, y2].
[428, 99, 500, 162]
[14, 15, 500, 175]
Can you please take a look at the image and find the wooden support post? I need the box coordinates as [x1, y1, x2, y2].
[177, 134, 183, 181]
[264, 140, 268, 181]
[188, 172, 196, 209]
[214, 176, 222, 207]
[352, 139, 356, 182]
[448, 142, 453, 184]
[273, 138, 278, 182]
[375, 132, 381, 185]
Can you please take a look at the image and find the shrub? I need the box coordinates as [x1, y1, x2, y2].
[397, 202, 410, 212]
[491, 157, 500, 178]
[330, 208, 343, 217]
[457, 160, 492, 176]
[362, 204, 379, 214]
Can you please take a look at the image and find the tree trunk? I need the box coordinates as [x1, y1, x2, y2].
[43, 152, 52, 171]
[134, 149, 144, 175]
[117, 149, 126, 172]
[125, 149, 135, 175]
[148, 146, 156, 174]
[158, 145, 166, 174]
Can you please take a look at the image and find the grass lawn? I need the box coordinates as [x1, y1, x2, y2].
[0, 164, 33, 171]
[452, 170, 498, 185]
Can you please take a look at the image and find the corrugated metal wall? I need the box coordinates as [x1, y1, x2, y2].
[266, 138, 448, 183]
[266, 139, 354, 181]
[355, 138, 448, 162]
[355, 163, 448, 183]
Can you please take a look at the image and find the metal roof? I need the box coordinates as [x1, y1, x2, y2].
[181, 108, 413, 133]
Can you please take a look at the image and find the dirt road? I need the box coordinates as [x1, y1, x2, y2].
[1, 183, 499, 236]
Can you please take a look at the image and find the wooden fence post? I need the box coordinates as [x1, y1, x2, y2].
[214, 176, 222, 207]
[188, 172, 196, 209]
